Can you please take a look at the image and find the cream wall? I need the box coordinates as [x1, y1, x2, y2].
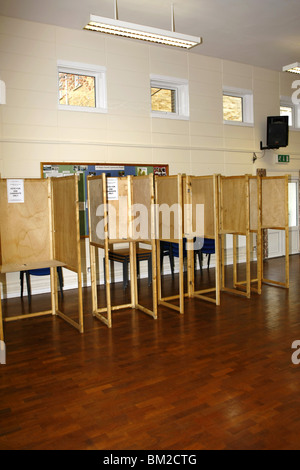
[0, 15, 299, 297]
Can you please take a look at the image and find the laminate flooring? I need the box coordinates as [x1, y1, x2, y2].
[0, 256, 300, 450]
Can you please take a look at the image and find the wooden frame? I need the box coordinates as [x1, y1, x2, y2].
[261, 175, 289, 289]
[231, 175, 263, 295]
[0, 175, 84, 341]
[185, 174, 221, 305]
[87, 173, 157, 327]
[219, 174, 261, 299]
[41, 162, 169, 238]
[155, 174, 185, 314]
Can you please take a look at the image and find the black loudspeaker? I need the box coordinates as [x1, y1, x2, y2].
[267, 116, 289, 148]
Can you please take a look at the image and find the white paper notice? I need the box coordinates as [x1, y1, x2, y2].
[7, 179, 25, 203]
[107, 178, 119, 200]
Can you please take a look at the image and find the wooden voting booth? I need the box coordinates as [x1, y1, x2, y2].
[261, 175, 289, 289]
[155, 174, 185, 315]
[185, 174, 221, 305]
[219, 175, 262, 298]
[0, 176, 84, 341]
[87, 173, 157, 328]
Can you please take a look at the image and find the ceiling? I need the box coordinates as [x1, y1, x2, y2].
[0, 0, 300, 71]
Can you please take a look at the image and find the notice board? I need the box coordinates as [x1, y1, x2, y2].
[41, 162, 168, 237]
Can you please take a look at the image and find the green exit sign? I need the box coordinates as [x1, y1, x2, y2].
[277, 154, 290, 163]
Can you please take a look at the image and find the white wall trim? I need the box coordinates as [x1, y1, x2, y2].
[3, 137, 299, 156]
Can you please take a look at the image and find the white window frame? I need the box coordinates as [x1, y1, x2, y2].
[150, 74, 189, 120]
[223, 86, 254, 127]
[280, 96, 300, 130]
[57, 60, 107, 113]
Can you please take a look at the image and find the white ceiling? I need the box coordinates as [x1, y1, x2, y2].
[0, 0, 300, 71]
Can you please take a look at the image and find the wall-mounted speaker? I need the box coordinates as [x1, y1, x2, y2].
[267, 115, 289, 149]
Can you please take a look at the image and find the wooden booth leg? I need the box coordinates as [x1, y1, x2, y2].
[0, 297, 3, 342]
[179, 238, 184, 315]
[50, 266, 57, 316]
[89, 244, 98, 316]
[151, 239, 158, 319]
[156, 239, 162, 304]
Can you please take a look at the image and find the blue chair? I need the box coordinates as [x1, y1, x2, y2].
[168, 238, 215, 272]
[20, 267, 64, 304]
[199, 238, 215, 271]
[169, 239, 202, 275]
[160, 241, 174, 277]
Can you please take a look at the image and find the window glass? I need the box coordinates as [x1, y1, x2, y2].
[59, 73, 96, 108]
[288, 181, 298, 227]
[151, 87, 176, 113]
[223, 95, 243, 122]
[280, 105, 293, 127]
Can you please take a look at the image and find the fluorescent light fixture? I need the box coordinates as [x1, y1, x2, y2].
[282, 62, 300, 74]
[84, 14, 201, 49]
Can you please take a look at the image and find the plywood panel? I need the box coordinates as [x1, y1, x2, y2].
[88, 176, 104, 246]
[52, 176, 79, 271]
[132, 175, 152, 241]
[190, 176, 215, 238]
[249, 177, 258, 232]
[155, 176, 181, 241]
[220, 177, 247, 234]
[0, 179, 51, 265]
[107, 176, 130, 241]
[262, 177, 286, 229]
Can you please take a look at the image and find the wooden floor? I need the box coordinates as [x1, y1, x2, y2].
[1, 255, 300, 450]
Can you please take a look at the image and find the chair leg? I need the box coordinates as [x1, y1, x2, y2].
[123, 260, 128, 290]
[20, 271, 24, 298]
[207, 254, 211, 269]
[57, 267, 64, 298]
[26, 271, 31, 304]
[103, 258, 106, 283]
[169, 245, 175, 279]
[148, 256, 152, 286]
[200, 251, 203, 272]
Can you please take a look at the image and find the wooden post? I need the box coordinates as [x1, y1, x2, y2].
[103, 173, 112, 328]
[0, 293, 3, 342]
[185, 176, 194, 299]
[178, 174, 184, 314]
[214, 175, 221, 306]
[257, 175, 262, 294]
[233, 234, 237, 287]
[87, 175, 98, 315]
[285, 175, 290, 288]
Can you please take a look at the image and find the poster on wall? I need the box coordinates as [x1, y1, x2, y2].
[41, 162, 168, 237]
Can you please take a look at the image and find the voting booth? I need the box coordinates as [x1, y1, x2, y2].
[0, 176, 84, 341]
[87, 173, 157, 327]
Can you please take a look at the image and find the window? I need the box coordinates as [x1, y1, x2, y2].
[288, 181, 298, 227]
[57, 60, 107, 113]
[223, 87, 253, 126]
[280, 105, 293, 127]
[151, 87, 177, 114]
[223, 95, 243, 122]
[150, 75, 189, 120]
[280, 97, 300, 129]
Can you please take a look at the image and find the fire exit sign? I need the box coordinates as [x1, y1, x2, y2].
[276, 154, 290, 163]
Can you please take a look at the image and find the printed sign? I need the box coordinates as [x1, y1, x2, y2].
[107, 178, 119, 200]
[7, 179, 24, 203]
